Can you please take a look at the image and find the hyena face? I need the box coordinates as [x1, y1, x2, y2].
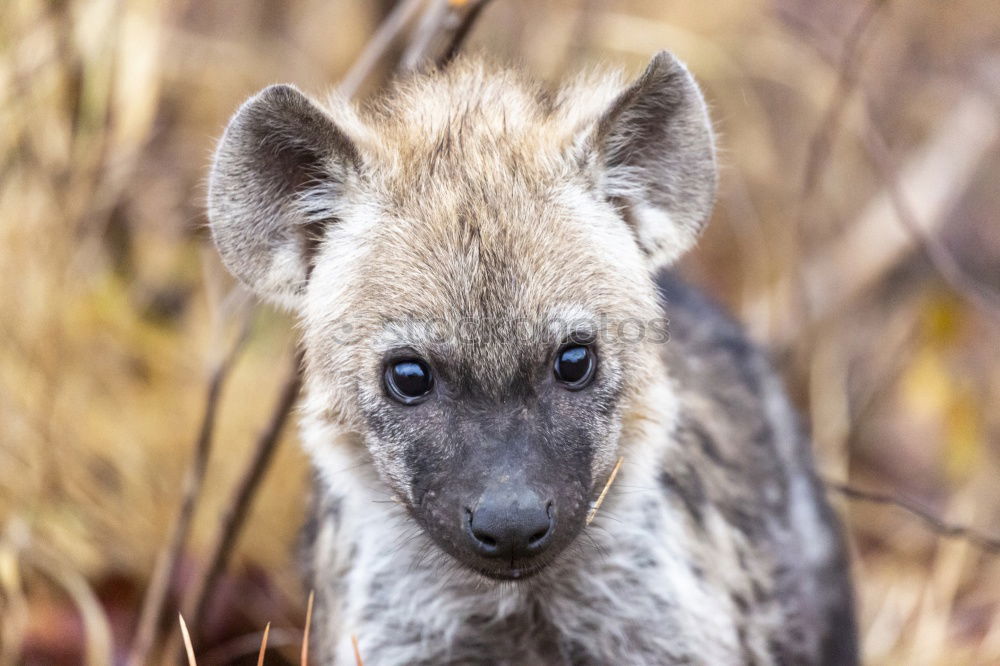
[208, 53, 715, 579]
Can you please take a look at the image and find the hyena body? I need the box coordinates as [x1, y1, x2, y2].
[208, 53, 858, 664]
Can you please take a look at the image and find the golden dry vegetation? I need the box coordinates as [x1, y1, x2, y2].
[1, 0, 999, 663]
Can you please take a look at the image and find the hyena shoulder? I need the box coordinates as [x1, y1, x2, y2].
[654, 271, 857, 663]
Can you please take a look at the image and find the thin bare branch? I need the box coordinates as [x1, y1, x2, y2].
[750, 87, 1000, 348]
[800, 0, 886, 201]
[401, 0, 449, 70]
[338, 0, 427, 98]
[787, 0, 887, 330]
[825, 479, 1000, 555]
[437, 0, 495, 68]
[127, 311, 252, 666]
[860, 98, 1000, 324]
[402, 0, 495, 71]
[184, 351, 302, 638]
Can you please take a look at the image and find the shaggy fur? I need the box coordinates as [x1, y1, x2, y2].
[208, 52, 858, 664]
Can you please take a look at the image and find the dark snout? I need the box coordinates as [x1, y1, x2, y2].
[465, 484, 554, 561]
[408, 413, 593, 581]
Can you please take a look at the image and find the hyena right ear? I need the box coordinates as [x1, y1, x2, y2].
[208, 84, 361, 309]
[590, 51, 717, 268]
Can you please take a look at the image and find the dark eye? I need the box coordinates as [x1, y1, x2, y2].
[554, 345, 596, 389]
[385, 359, 433, 404]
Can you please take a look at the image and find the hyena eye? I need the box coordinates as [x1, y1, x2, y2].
[385, 359, 434, 404]
[554, 345, 596, 389]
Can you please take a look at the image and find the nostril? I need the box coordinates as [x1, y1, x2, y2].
[466, 507, 499, 552]
[527, 503, 554, 549]
[474, 531, 498, 547]
[527, 528, 549, 547]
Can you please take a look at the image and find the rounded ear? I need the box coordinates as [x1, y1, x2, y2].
[208, 84, 361, 309]
[593, 51, 717, 268]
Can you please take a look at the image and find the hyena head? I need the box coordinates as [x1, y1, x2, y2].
[208, 52, 715, 580]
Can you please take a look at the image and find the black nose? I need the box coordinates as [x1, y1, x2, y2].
[466, 489, 554, 559]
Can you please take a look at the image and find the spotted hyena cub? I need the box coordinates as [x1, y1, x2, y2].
[207, 52, 858, 664]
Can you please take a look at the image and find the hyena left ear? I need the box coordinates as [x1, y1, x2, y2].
[208, 84, 361, 310]
[592, 51, 717, 267]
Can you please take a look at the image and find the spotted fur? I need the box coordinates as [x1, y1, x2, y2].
[208, 52, 858, 664]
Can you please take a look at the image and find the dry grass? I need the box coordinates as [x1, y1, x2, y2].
[586, 456, 624, 525]
[257, 623, 270, 666]
[179, 614, 197, 666]
[1, 0, 998, 663]
[177, 607, 315, 666]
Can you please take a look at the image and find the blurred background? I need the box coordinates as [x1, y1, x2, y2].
[1, 0, 998, 663]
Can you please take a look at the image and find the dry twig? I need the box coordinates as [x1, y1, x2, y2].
[799, 0, 886, 202]
[352, 634, 365, 666]
[338, 0, 426, 98]
[826, 479, 1000, 555]
[257, 622, 270, 666]
[128, 310, 252, 666]
[401, 0, 449, 70]
[768, 0, 1000, 347]
[586, 457, 624, 525]
[402, 0, 495, 71]
[860, 99, 1000, 324]
[436, 0, 495, 68]
[752, 87, 999, 348]
[301, 590, 315, 666]
[184, 351, 303, 637]
[788, 0, 887, 330]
